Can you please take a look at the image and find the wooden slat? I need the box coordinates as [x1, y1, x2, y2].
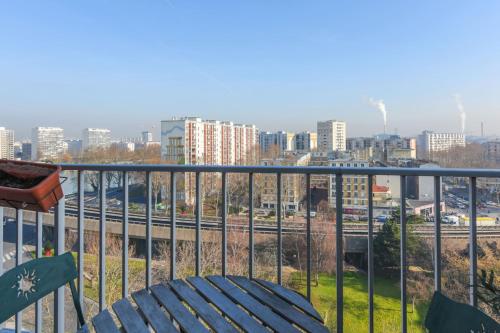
[151, 284, 209, 333]
[187, 277, 267, 333]
[255, 278, 323, 322]
[169, 279, 239, 333]
[132, 289, 178, 333]
[112, 298, 150, 333]
[228, 276, 329, 333]
[92, 309, 121, 333]
[207, 275, 301, 333]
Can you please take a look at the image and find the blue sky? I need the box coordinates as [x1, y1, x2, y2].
[1, 1, 500, 139]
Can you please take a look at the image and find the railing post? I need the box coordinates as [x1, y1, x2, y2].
[36, 212, 43, 333]
[469, 177, 478, 307]
[335, 173, 343, 333]
[146, 171, 152, 289]
[249, 173, 254, 279]
[367, 175, 374, 333]
[434, 176, 442, 292]
[195, 172, 202, 276]
[55, 196, 65, 333]
[122, 171, 129, 298]
[306, 174, 312, 301]
[170, 172, 176, 280]
[16, 209, 23, 333]
[277, 173, 282, 285]
[222, 172, 227, 276]
[400, 176, 407, 333]
[77, 171, 85, 315]
[98, 171, 106, 312]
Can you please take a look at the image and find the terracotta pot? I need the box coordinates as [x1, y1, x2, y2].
[0, 159, 63, 212]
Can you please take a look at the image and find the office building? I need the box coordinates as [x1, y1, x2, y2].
[317, 120, 346, 152]
[31, 127, 64, 161]
[259, 131, 295, 156]
[142, 131, 153, 143]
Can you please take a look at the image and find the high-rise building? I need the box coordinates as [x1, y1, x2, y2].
[142, 131, 153, 143]
[416, 130, 466, 159]
[317, 120, 346, 152]
[294, 131, 317, 152]
[21, 142, 32, 160]
[0, 127, 14, 159]
[259, 131, 295, 156]
[161, 117, 258, 165]
[82, 128, 111, 151]
[31, 127, 64, 161]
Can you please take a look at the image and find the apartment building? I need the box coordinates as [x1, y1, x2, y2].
[347, 135, 416, 161]
[416, 130, 465, 159]
[317, 120, 346, 152]
[31, 127, 64, 161]
[0, 127, 14, 159]
[294, 131, 317, 152]
[329, 159, 370, 210]
[82, 128, 111, 151]
[260, 153, 311, 212]
[484, 140, 500, 162]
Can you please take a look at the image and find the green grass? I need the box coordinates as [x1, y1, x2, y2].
[290, 272, 429, 333]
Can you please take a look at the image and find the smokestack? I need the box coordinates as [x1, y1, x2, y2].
[369, 98, 387, 134]
[454, 94, 466, 133]
[481, 122, 484, 137]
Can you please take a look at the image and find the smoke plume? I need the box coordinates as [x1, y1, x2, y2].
[369, 98, 387, 133]
[454, 94, 466, 133]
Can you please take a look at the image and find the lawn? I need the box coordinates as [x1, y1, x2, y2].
[290, 272, 429, 333]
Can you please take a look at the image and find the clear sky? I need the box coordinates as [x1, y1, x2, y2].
[1, 1, 500, 140]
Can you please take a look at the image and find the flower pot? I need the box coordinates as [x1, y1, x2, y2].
[0, 159, 64, 212]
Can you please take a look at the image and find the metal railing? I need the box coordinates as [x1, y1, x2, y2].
[1, 163, 500, 333]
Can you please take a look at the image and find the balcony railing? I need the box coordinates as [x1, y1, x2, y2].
[1, 164, 500, 332]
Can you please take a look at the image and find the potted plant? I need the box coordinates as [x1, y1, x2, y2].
[0, 159, 64, 212]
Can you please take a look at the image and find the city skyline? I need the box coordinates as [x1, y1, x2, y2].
[1, 1, 500, 139]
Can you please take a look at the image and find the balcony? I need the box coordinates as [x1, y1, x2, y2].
[1, 164, 499, 332]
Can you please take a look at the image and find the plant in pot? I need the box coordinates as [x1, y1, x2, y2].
[43, 241, 54, 257]
[0, 159, 64, 212]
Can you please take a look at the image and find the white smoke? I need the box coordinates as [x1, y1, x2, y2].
[369, 98, 387, 133]
[454, 94, 466, 133]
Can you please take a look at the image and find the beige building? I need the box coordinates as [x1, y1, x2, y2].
[260, 153, 311, 212]
[329, 159, 370, 209]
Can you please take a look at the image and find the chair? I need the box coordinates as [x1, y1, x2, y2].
[0, 252, 86, 332]
[425, 291, 499, 332]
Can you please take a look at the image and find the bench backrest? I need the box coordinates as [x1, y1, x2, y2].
[0, 252, 85, 327]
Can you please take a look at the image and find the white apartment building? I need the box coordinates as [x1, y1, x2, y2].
[329, 159, 370, 209]
[0, 127, 14, 159]
[317, 120, 346, 152]
[417, 130, 465, 159]
[31, 127, 64, 161]
[259, 131, 295, 156]
[294, 131, 317, 152]
[161, 117, 258, 165]
[82, 128, 111, 151]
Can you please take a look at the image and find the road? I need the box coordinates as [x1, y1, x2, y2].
[1, 219, 36, 271]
